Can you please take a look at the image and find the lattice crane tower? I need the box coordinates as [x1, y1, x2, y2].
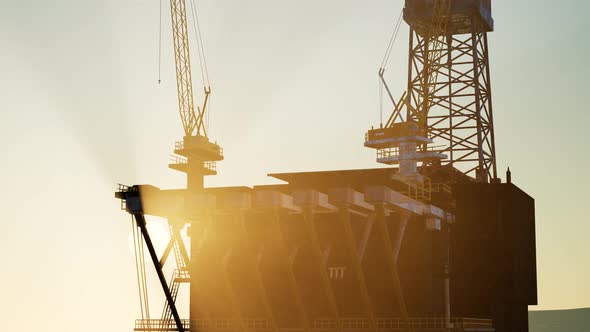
[167, 0, 223, 193]
[366, 0, 497, 182]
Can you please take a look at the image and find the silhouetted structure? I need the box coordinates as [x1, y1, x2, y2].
[116, 164, 537, 332]
[115, 1, 538, 332]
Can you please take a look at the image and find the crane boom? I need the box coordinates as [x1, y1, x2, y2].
[167, 0, 222, 192]
[376, 0, 451, 131]
[365, 0, 452, 177]
[169, 0, 209, 137]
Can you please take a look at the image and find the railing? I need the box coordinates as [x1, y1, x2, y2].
[134, 319, 190, 331]
[134, 318, 493, 331]
[431, 183, 452, 194]
[117, 183, 131, 192]
[402, 176, 432, 202]
[116, 183, 133, 210]
[135, 319, 272, 331]
[377, 145, 445, 160]
[169, 156, 217, 173]
[170, 155, 188, 165]
[174, 141, 224, 157]
[191, 318, 237, 329]
[377, 146, 415, 159]
[312, 318, 493, 330]
[203, 161, 217, 172]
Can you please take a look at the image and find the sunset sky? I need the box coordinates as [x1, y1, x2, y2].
[0, 1, 588, 331]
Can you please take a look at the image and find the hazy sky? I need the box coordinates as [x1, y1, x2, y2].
[1, 1, 588, 331]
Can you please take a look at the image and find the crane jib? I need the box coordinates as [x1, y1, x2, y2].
[169, 0, 210, 138]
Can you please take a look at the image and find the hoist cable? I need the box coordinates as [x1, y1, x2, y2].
[191, 0, 211, 86]
[132, 217, 151, 321]
[206, 93, 212, 134]
[158, 0, 163, 84]
[139, 227, 151, 321]
[188, 0, 209, 87]
[380, 9, 404, 70]
[378, 8, 404, 127]
[132, 217, 145, 320]
[379, 78, 384, 127]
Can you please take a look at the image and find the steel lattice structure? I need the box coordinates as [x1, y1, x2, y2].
[404, 3, 497, 181]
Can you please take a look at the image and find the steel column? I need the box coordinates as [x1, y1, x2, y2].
[339, 207, 376, 331]
[134, 212, 186, 332]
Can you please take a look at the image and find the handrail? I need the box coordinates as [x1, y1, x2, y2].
[203, 161, 217, 172]
[169, 156, 217, 173]
[170, 155, 188, 165]
[134, 317, 493, 331]
[377, 145, 446, 159]
[174, 141, 224, 157]
[312, 317, 493, 330]
[135, 318, 274, 331]
[432, 183, 452, 194]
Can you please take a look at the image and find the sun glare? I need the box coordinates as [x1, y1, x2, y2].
[127, 218, 171, 258]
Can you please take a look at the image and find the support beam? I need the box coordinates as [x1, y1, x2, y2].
[339, 207, 376, 331]
[222, 248, 247, 332]
[270, 209, 311, 332]
[301, 207, 342, 332]
[170, 222, 190, 269]
[238, 212, 278, 332]
[374, 204, 409, 325]
[134, 212, 185, 332]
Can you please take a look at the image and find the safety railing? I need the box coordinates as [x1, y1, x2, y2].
[170, 155, 188, 165]
[174, 141, 224, 157]
[134, 319, 190, 331]
[169, 156, 216, 173]
[203, 161, 217, 172]
[377, 145, 445, 160]
[313, 318, 371, 329]
[134, 318, 492, 331]
[192, 319, 272, 330]
[431, 183, 452, 194]
[457, 318, 494, 328]
[312, 318, 493, 331]
[377, 146, 415, 160]
[401, 176, 432, 202]
[116, 183, 133, 210]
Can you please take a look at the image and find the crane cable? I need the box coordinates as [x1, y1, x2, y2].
[158, 0, 163, 84]
[380, 9, 404, 70]
[379, 8, 404, 127]
[188, 0, 212, 133]
[156, 0, 210, 88]
[189, 0, 210, 87]
[132, 216, 151, 322]
[379, 78, 384, 126]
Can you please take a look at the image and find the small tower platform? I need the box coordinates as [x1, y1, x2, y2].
[169, 135, 224, 178]
[365, 122, 447, 176]
[173, 135, 223, 161]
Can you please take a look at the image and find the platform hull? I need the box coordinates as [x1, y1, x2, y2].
[451, 183, 537, 332]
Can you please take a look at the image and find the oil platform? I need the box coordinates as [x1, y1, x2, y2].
[115, 1, 538, 332]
